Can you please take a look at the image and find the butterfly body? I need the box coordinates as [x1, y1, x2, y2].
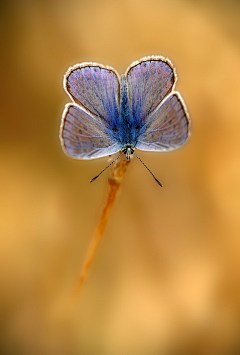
[118, 75, 137, 150]
[60, 56, 190, 162]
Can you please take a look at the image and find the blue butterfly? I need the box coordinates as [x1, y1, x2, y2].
[60, 56, 190, 185]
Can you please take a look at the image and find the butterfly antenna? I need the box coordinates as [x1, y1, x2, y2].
[90, 152, 124, 183]
[134, 153, 162, 187]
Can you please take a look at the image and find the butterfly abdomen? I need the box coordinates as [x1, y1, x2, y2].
[118, 75, 137, 146]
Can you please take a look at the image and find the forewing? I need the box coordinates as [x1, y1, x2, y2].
[64, 63, 120, 127]
[60, 104, 121, 159]
[126, 56, 176, 125]
[136, 93, 189, 151]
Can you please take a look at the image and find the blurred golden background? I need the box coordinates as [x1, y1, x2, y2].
[1, 0, 240, 354]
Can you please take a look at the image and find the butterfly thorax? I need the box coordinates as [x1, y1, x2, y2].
[122, 144, 134, 160]
[119, 75, 136, 149]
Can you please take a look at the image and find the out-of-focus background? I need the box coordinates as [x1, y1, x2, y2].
[1, 0, 240, 354]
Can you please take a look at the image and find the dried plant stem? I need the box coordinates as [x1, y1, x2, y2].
[77, 158, 130, 292]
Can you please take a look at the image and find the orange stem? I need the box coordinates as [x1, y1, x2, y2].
[77, 158, 130, 292]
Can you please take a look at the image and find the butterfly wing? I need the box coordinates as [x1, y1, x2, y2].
[60, 104, 121, 159]
[64, 63, 120, 129]
[135, 93, 189, 151]
[126, 56, 176, 127]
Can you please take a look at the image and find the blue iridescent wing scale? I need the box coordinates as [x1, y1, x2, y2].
[64, 63, 120, 130]
[61, 62, 122, 159]
[60, 104, 121, 159]
[136, 93, 189, 151]
[125, 56, 176, 127]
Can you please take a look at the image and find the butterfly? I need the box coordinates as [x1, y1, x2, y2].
[60, 56, 190, 185]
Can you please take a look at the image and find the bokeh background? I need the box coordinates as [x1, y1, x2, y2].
[1, 0, 240, 354]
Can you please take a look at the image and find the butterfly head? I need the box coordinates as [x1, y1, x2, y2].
[122, 144, 135, 160]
